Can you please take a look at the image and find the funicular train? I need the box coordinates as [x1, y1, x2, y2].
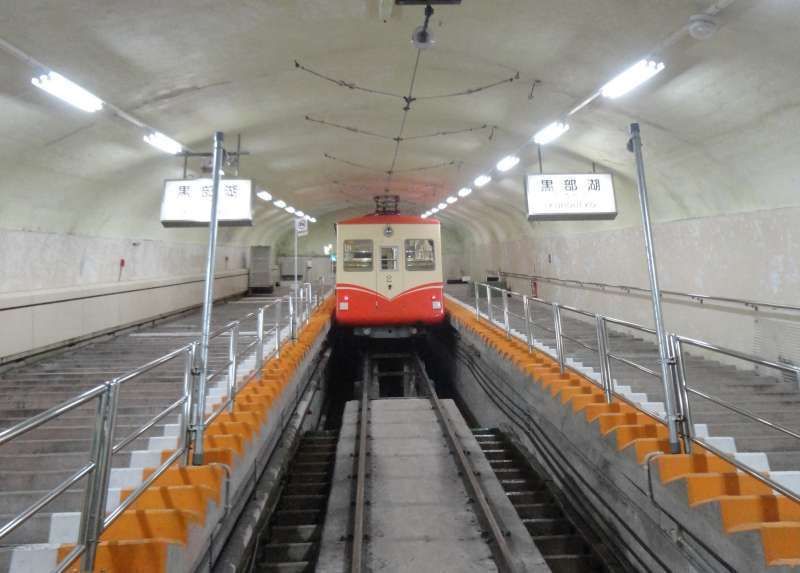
[335, 197, 444, 335]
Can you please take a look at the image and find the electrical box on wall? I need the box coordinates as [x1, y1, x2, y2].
[249, 246, 273, 294]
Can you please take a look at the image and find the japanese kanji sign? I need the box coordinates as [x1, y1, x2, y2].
[161, 179, 253, 227]
[525, 173, 617, 220]
[295, 217, 309, 237]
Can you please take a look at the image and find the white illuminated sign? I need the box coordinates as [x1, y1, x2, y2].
[525, 173, 617, 220]
[161, 179, 254, 227]
[295, 217, 309, 237]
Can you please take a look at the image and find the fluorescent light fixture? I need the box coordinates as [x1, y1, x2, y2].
[308, 217, 317, 223]
[273, 199, 287, 208]
[458, 187, 472, 198]
[285, 206, 296, 214]
[474, 174, 492, 188]
[437, 202, 448, 210]
[533, 121, 570, 145]
[496, 155, 520, 172]
[421, 213, 429, 219]
[31, 71, 103, 113]
[431, 207, 440, 214]
[601, 59, 665, 99]
[446, 196, 457, 204]
[143, 131, 182, 155]
[256, 190, 272, 202]
[295, 210, 305, 218]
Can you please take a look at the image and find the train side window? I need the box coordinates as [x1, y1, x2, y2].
[405, 239, 435, 271]
[343, 239, 373, 271]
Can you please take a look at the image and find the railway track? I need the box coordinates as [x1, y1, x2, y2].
[252, 344, 614, 572]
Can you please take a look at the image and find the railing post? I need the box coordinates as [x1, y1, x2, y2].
[670, 335, 694, 453]
[502, 291, 511, 338]
[289, 292, 297, 341]
[306, 283, 313, 320]
[227, 323, 239, 411]
[595, 315, 613, 403]
[180, 343, 196, 464]
[523, 295, 533, 353]
[474, 282, 480, 320]
[275, 298, 282, 358]
[552, 303, 565, 375]
[256, 308, 265, 372]
[486, 285, 494, 324]
[79, 382, 119, 571]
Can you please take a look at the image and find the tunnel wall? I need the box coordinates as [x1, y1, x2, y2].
[0, 228, 251, 362]
[464, 205, 800, 367]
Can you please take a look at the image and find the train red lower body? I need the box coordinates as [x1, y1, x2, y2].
[335, 282, 445, 326]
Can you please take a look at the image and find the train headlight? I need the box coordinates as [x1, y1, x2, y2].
[432, 300, 442, 310]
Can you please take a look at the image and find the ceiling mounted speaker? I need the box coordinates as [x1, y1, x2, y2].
[688, 14, 718, 40]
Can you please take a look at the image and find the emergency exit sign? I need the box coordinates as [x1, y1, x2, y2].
[525, 173, 617, 220]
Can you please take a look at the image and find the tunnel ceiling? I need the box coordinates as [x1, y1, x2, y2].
[0, 0, 797, 246]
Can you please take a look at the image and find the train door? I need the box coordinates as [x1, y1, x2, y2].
[377, 243, 399, 308]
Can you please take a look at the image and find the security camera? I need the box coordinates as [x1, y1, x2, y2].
[411, 24, 435, 49]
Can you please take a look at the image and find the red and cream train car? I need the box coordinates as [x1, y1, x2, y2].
[335, 213, 444, 331]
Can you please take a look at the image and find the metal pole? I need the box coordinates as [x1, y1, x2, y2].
[293, 221, 299, 327]
[486, 285, 494, 323]
[671, 335, 694, 453]
[289, 291, 296, 341]
[80, 382, 119, 571]
[275, 298, 282, 358]
[595, 315, 613, 403]
[255, 308, 265, 372]
[180, 344, 196, 464]
[552, 303, 565, 374]
[227, 323, 239, 411]
[523, 295, 533, 353]
[474, 281, 480, 320]
[193, 131, 225, 465]
[629, 122, 681, 454]
[502, 291, 511, 337]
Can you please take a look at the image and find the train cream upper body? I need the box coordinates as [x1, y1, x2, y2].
[336, 221, 442, 301]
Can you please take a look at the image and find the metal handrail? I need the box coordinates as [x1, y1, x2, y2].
[470, 282, 800, 506]
[492, 270, 800, 314]
[0, 290, 319, 571]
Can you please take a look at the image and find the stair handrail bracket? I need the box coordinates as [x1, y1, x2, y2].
[469, 282, 800, 506]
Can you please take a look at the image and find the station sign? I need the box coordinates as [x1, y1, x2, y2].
[524, 173, 617, 220]
[160, 178, 254, 227]
[295, 217, 309, 237]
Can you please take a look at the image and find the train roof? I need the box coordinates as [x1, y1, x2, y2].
[338, 214, 440, 225]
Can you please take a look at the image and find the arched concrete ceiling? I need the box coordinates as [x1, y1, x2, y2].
[0, 0, 796, 248]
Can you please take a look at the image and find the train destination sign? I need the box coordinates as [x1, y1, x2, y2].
[161, 178, 254, 227]
[525, 173, 617, 220]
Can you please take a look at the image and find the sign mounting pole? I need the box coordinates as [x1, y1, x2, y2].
[193, 131, 224, 465]
[628, 123, 680, 454]
[292, 219, 299, 339]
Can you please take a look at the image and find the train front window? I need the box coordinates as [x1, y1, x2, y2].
[343, 239, 373, 271]
[405, 239, 435, 271]
[380, 246, 399, 271]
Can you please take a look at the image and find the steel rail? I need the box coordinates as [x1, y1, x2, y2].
[686, 387, 800, 441]
[688, 437, 800, 504]
[0, 384, 106, 445]
[0, 463, 94, 541]
[606, 352, 660, 378]
[559, 333, 598, 353]
[351, 365, 369, 573]
[414, 355, 519, 573]
[112, 396, 186, 455]
[675, 334, 800, 376]
[103, 448, 186, 528]
[493, 270, 800, 314]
